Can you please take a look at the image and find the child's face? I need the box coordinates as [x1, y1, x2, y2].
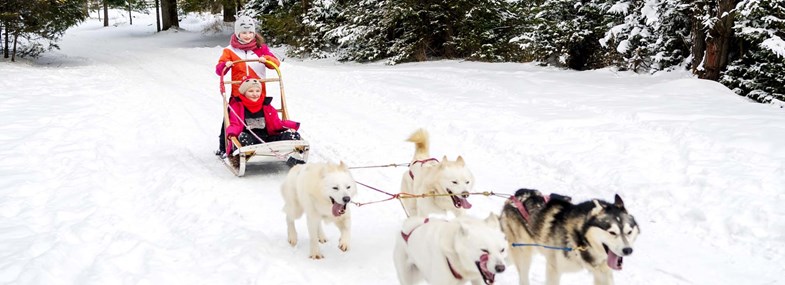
[238, 31, 255, 43]
[244, 87, 262, 102]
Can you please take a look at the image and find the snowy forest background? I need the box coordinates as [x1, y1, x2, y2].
[2, 0, 784, 106]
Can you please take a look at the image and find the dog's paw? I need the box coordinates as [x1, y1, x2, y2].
[339, 240, 349, 252]
[288, 237, 297, 247]
[319, 237, 328, 244]
[309, 253, 324, 259]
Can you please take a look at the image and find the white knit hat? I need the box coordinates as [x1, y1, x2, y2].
[234, 16, 256, 37]
[239, 77, 262, 94]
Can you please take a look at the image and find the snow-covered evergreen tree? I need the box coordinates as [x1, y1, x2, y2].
[520, 0, 621, 70]
[602, 0, 692, 72]
[602, 0, 656, 72]
[288, 0, 343, 58]
[651, 0, 692, 71]
[721, 0, 785, 105]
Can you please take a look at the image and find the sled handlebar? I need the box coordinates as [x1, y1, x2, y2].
[219, 58, 289, 120]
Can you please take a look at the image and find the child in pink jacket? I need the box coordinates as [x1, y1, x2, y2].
[225, 77, 301, 158]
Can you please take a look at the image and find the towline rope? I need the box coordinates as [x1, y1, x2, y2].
[511, 243, 587, 252]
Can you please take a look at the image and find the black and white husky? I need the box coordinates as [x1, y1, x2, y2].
[499, 189, 640, 285]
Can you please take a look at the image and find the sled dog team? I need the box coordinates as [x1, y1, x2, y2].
[280, 129, 641, 285]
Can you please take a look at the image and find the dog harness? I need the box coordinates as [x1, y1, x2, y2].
[400, 218, 429, 243]
[446, 258, 463, 280]
[509, 196, 532, 223]
[408, 158, 439, 179]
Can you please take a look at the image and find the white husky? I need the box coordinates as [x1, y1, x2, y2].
[280, 161, 357, 259]
[400, 129, 474, 217]
[393, 213, 508, 285]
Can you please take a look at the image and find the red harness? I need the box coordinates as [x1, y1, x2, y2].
[401, 218, 477, 281]
[510, 193, 553, 223]
[401, 218, 429, 243]
[408, 158, 439, 179]
[446, 258, 463, 280]
[509, 196, 532, 223]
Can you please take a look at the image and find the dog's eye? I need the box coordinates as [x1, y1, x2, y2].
[465, 181, 470, 184]
[500, 248, 505, 253]
[481, 249, 489, 254]
[452, 181, 458, 184]
[332, 186, 339, 190]
[609, 231, 618, 236]
[346, 185, 351, 189]
[626, 230, 632, 235]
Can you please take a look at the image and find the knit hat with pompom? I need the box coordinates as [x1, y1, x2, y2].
[234, 16, 256, 37]
[239, 77, 262, 94]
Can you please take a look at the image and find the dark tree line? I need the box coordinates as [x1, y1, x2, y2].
[238, 0, 783, 105]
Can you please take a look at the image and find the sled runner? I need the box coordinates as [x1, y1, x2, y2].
[220, 59, 310, 177]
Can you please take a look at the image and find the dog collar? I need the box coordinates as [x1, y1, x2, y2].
[446, 258, 463, 280]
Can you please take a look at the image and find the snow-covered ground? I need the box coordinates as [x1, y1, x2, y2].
[1, 10, 783, 285]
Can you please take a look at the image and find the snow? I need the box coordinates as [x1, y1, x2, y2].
[762, 35, 785, 58]
[2, 10, 784, 285]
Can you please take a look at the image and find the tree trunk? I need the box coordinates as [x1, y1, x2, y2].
[128, 1, 132, 25]
[11, 32, 18, 62]
[3, 24, 8, 59]
[161, 0, 178, 30]
[223, 0, 236, 23]
[302, 0, 310, 11]
[690, 2, 706, 74]
[103, 0, 109, 27]
[701, 0, 737, 80]
[155, 0, 160, 32]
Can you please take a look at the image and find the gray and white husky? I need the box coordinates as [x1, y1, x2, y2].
[499, 189, 640, 285]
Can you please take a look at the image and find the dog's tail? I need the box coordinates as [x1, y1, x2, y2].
[407, 128, 430, 160]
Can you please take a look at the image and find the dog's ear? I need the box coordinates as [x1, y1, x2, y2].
[339, 160, 348, 170]
[440, 155, 449, 168]
[591, 200, 604, 215]
[484, 212, 501, 230]
[614, 194, 625, 209]
[455, 155, 465, 166]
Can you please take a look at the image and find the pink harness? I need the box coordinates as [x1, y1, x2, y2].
[408, 158, 439, 179]
[401, 218, 429, 243]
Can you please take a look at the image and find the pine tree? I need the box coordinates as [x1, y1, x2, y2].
[521, 0, 621, 70]
[649, 0, 692, 71]
[721, 0, 785, 105]
[0, 0, 86, 61]
[287, 0, 344, 58]
[602, 0, 656, 72]
[602, 0, 693, 72]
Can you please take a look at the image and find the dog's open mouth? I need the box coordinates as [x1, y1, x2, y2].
[447, 189, 472, 209]
[330, 197, 347, 217]
[475, 258, 495, 285]
[603, 244, 623, 270]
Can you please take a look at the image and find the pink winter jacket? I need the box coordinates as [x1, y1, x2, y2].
[226, 99, 300, 153]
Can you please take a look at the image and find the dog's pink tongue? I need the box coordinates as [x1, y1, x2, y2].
[607, 251, 622, 270]
[479, 254, 495, 284]
[459, 197, 472, 209]
[332, 203, 345, 217]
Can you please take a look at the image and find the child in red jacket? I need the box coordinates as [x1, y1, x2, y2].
[225, 77, 301, 159]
